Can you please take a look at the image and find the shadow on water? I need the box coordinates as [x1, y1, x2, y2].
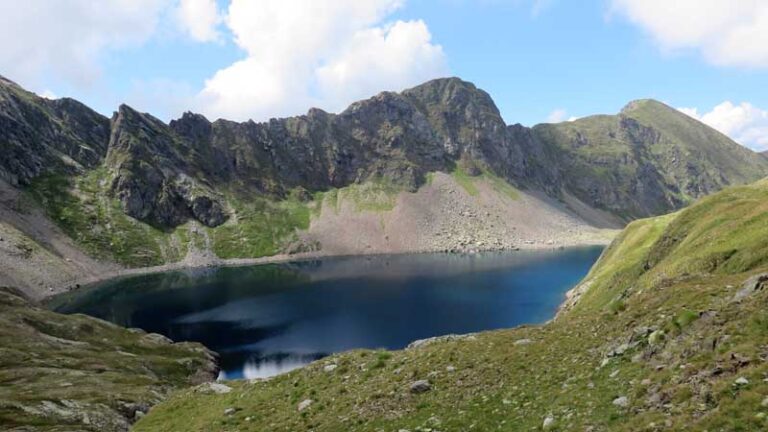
[48, 248, 604, 379]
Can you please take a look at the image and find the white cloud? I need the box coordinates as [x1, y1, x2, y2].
[176, 0, 223, 42]
[611, 1, 768, 68]
[678, 102, 768, 151]
[0, 0, 171, 89]
[196, 0, 448, 121]
[546, 108, 568, 123]
[39, 90, 58, 100]
[315, 20, 447, 112]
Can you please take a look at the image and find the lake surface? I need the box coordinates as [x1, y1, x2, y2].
[49, 247, 603, 379]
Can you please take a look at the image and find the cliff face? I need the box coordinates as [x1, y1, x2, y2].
[0, 76, 110, 186]
[1, 75, 766, 249]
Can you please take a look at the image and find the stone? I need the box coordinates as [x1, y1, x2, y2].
[198, 382, 232, 394]
[224, 408, 237, 416]
[734, 377, 750, 386]
[612, 396, 629, 408]
[648, 330, 665, 345]
[324, 364, 338, 373]
[410, 380, 431, 394]
[733, 273, 768, 302]
[514, 338, 532, 346]
[298, 399, 313, 412]
[543, 416, 556, 430]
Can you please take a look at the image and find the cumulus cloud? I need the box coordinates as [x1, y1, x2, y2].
[196, 0, 448, 121]
[176, 0, 223, 42]
[611, 1, 768, 68]
[546, 109, 568, 123]
[0, 0, 171, 89]
[678, 102, 768, 151]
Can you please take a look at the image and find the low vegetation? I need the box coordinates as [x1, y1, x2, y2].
[0, 287, 217, 431]
[26, 170, 187, 267]
[137, 179, 768, 431]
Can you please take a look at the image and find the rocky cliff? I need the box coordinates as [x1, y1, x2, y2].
[1, 75, 767, 292]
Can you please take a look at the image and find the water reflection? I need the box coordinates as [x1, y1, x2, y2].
[48, 248, 603, 379]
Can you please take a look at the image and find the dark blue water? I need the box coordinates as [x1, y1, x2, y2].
[49, 247, 602, 379]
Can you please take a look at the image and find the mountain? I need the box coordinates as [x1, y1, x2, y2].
[534, 99, 768, 219]
[135, 177, 768, 431]
[1, 75, 767, 296]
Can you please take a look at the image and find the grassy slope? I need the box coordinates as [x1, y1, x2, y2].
[534, 100, 768, 219]
[0, 287, 216, 431]
[138, 179, 768, 432]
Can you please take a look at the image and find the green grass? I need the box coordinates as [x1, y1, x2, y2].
[450, 165, 519, 200]
[26, 170, 188, 267]
[0, 287, 214, 431]
[451, 166, 480, 196]
[208, 194, 311, 259]
[137, 178, 768, 431]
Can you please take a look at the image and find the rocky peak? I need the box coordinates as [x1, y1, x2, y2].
[169, 111, 213, 147]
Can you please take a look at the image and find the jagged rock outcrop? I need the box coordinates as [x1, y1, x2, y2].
[0, 75, 110, 186]
[107, 105, 227, 228]
[1, 76, 767, 230]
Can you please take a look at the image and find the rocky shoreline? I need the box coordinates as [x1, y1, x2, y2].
[46, 233, 614, 302]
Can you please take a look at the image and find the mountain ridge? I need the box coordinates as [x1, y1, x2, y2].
[1, 75, 767, 297]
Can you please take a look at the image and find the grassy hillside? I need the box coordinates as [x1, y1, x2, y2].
[0, 287, 217, 431]
[534, 100, 768, 220]
[137, 179, 768, 431]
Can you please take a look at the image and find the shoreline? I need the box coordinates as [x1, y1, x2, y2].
[44, 235, 615, 302]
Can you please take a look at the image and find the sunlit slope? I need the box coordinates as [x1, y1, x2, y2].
[137, 178, 768, 431]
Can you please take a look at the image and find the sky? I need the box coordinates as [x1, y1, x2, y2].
[1, 0, 768, 150]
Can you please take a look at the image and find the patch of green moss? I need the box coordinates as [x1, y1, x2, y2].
[26, 170, 189, 267]
[450, 166, 520, 200]
[208, 195, 311, 259]
[451, 166, 480, 196]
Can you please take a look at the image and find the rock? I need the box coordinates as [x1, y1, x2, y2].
[648, 330, 665, 345]
[410, 380, 431, 394]
[198, 382, 232, 394]
[407, 333, 476, 349]
[446, 365, 456, 372]
[514, 338, 532, 346]
[734, 377, 750, 386]
[297, 399, 313, 412]
[762, 396, 768, 407]
[141, 333, 173, 345]
[733, 273, 768, 301]
[224, 408, 237, 416]
[324, 364, 338, 373]
[612, 396, 629, 408]
[543, 416, 556, 430]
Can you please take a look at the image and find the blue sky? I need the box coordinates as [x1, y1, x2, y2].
[2, 0, 768, 149]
